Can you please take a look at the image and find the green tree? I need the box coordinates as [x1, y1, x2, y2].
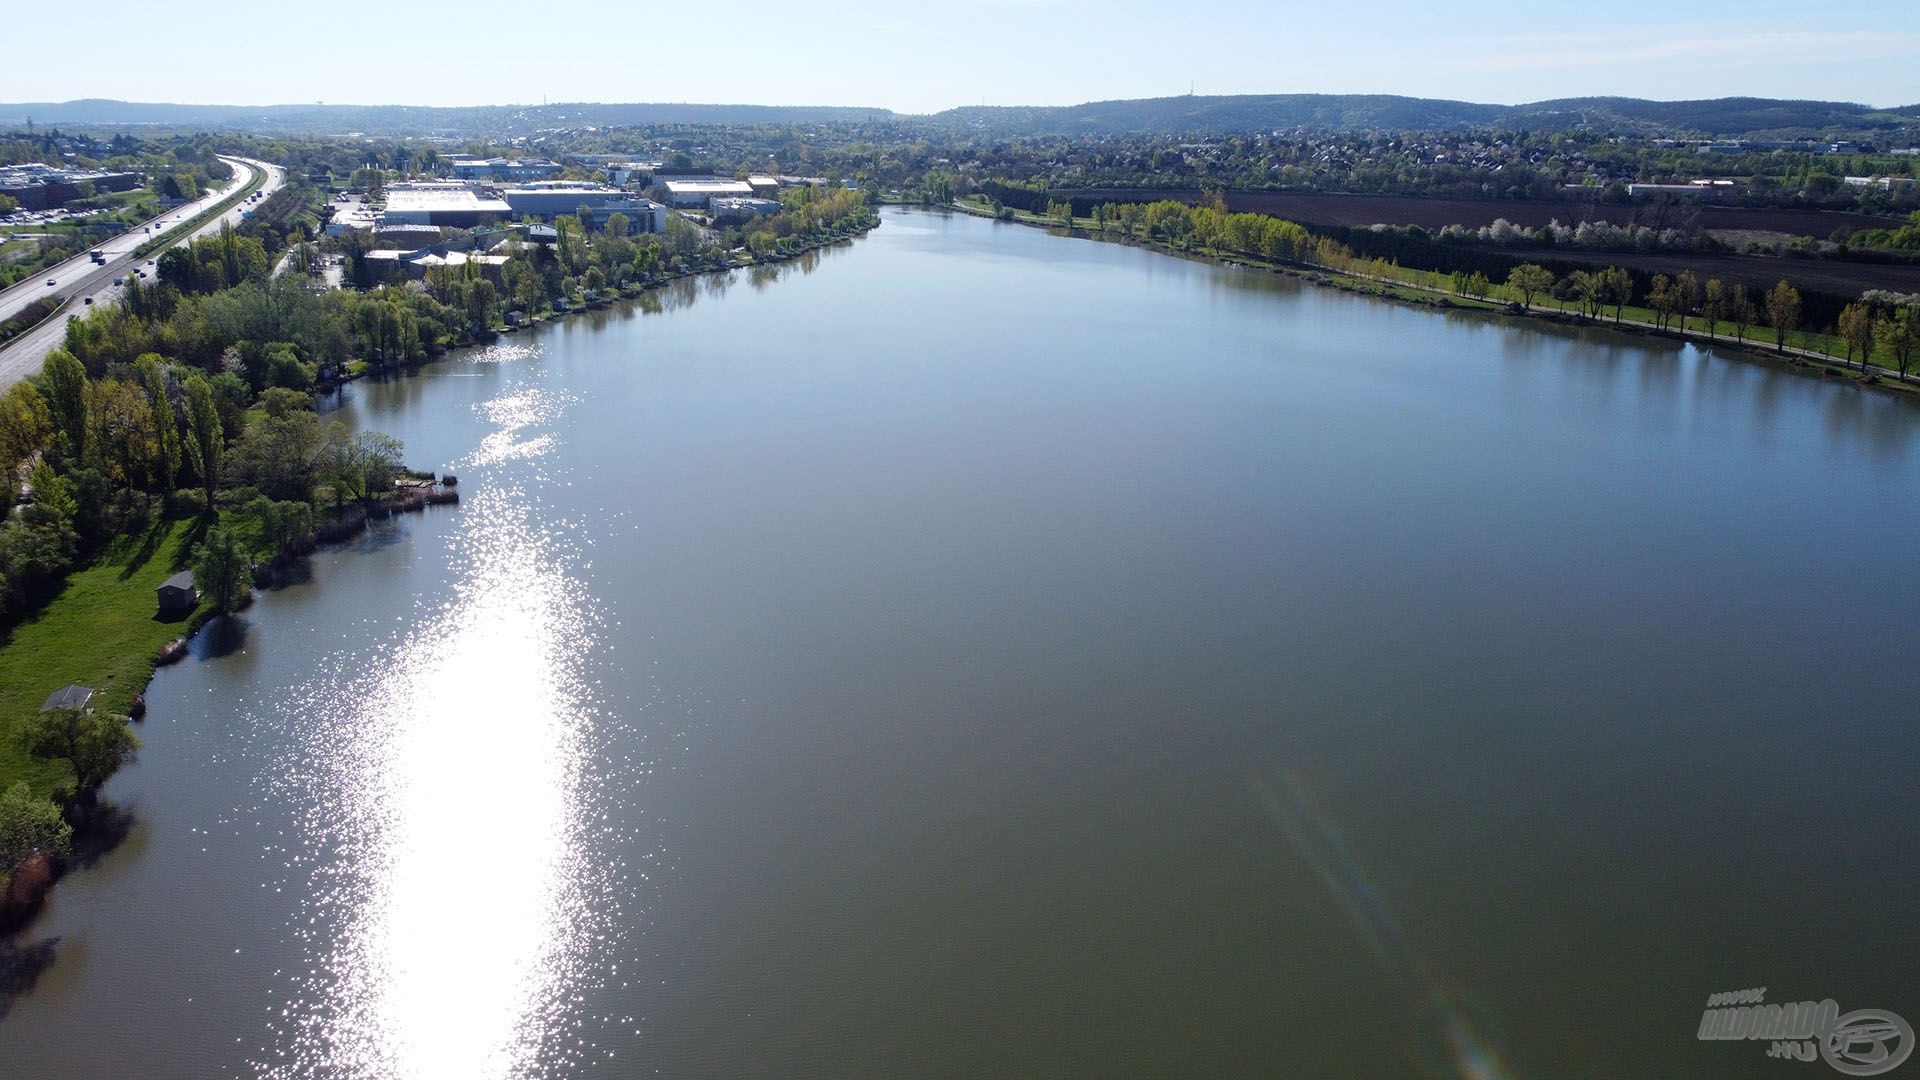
[12, 708, 139, 794]
[180, 372, 223, 516]
[1764, 279, 1802, 353]
[1726, 286, 1756, 343]
[87, 377, 157, 497]
[226, 409, 330, 501]
[330, 431, 404, 504]
[1874, 308, 1920, 376]
[1702, 279, 1727, 340]
[0, 381, 53, 503]
[1598, 266, 1633, 323]
[1506, 264, 1553, 311]
[193, 527, 252, 614]
[263, 343, 315, 390]
[1647, 274, 1677, 330]
[0, 782, 70, 886]
[1838, 303, 1875, 371]
[1672, 272, 1700, 336]
[38, 348, 90, 461]
[135, 355, 181, 494]
[1566, 271, 1604, 319]
[209, 373, 251, 439]
[243, 496, 314, 563]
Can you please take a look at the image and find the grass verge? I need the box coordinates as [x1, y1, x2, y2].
[0, 514, 210, 798]
[133, 162, 266, 260]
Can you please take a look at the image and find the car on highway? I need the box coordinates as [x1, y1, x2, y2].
[46, 279, 56, 286]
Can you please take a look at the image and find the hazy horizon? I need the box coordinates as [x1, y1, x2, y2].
[4, 0, 1916, 115]
[3, 89, 1918, 116]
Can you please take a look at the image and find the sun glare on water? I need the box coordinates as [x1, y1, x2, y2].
[263, 373, 616, 1079]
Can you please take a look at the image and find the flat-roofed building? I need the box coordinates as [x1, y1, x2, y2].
[448, 156, 562, 182]
[382, 183, 513, 228]
[372, 223, 444, 248]
[710, 196, 784, 223]
[498, 183, 666, 232]
[661, 179, 754, 208]
[0, 163, 143, 211]
[608, 162, 662, 186]
[365, 245, 512, 280]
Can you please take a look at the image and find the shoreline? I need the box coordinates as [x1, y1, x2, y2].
[3, 215, 881, 931]
[941, 199, 1919, 401]
[320, 218, 881, 390]
[0, 478, 461, 932]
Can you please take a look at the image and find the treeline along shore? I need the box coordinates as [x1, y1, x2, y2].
[951, 194, 1920, 389]
[0, 169, 880, 931]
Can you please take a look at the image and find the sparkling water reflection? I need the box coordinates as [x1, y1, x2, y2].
[261, 379, 613, 1079]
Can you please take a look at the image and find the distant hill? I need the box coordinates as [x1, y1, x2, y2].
[925, 94, 1920, 138]
[2, 95, 1915, 140]
[0, 99, 903, 134]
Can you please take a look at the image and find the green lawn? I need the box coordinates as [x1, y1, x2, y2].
[0, 514, 209, 798]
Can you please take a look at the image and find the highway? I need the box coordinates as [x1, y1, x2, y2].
[0, 156, 286, 388]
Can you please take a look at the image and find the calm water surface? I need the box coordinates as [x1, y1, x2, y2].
[3, 209, 1918, 1078]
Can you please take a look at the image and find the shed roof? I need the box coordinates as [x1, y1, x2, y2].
[41, 684, 94, 711]
[161, 571, 195, 591]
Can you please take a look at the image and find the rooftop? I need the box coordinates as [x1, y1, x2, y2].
[384, 185, 513, 215]
[663, 179, 755, 194]
[41, 684, 94, 712]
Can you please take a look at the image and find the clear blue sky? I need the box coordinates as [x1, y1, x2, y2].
[4, 0, 1915, 113]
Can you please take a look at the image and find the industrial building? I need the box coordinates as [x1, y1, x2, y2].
[0, 163, 143, 211]
[607, 162, 661, 186]
[382, 183, 513, 228]
[661, 178, 754, 208]
[365, 245, 512, 280]
[361, 182, 666, 234]
[498, 183, 666, 232]
[372, 223, 446, 248]
[448, 156, 562, 182]
[709, 196, 784, 222]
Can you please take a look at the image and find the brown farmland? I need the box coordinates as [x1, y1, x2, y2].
[1467, 246, 1920, 298]
[1058, 188, 1920, 303]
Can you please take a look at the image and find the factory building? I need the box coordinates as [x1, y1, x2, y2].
[448, 156, 563, 182]
[498, 183, 667, 232]
[381, 183, 513, 228]
[709, 196, 784, 223]
[660, 178, 755, 208]
[0, 163, 143, 211]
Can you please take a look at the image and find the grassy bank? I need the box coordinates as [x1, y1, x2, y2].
[952, 197, 1916, 394]
[0, 514, 209, 799]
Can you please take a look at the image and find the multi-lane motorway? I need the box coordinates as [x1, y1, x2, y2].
[0, 156, 286, 388]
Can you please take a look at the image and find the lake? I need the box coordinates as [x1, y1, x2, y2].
[2, 208, 1917, 1078]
